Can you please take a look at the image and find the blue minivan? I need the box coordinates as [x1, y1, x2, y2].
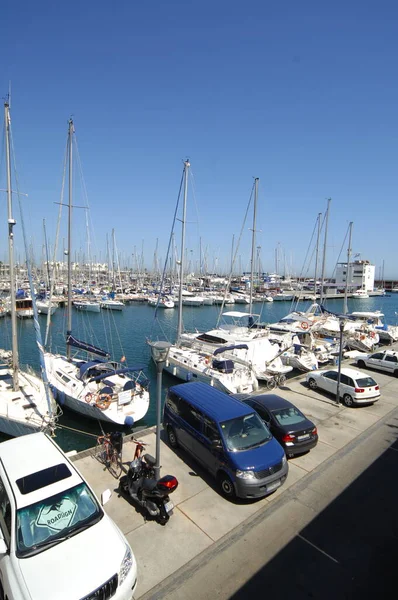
[163, 382, 288, 499]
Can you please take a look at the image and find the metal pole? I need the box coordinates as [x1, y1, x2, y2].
[154, 361, 163, 480]
[66, 118, 73, 360]
[335, 319, 344, 404]
[320, 198, 331, 305]
[343, 222, 353, 315]
[177, 160, 189, 343]
[249, 178, 258, 314]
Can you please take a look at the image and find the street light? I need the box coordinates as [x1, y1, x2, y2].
[335, 318, 346, 405]
[148, 340, 171, 480]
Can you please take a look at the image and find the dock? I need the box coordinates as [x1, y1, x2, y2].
[70, 351, 398, 598]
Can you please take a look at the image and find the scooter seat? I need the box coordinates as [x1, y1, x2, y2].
[144, 453, 156, 467]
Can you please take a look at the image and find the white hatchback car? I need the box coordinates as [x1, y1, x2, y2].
[0, 433, 137, 600]
[306, 367, 380, 407]
[356, 350, 398, 376]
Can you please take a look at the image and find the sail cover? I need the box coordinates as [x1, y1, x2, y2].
[213, 344, 249, 356]
[66, 334, 110, 358]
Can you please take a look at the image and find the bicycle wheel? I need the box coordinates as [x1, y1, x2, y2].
[94, 442, 107, 465]
[277, 374, 287, 387]
[266, 377, 277, 391]
[108, 448, 122, 479]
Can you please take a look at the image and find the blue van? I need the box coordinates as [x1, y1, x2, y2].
[163, 382, 288, 499]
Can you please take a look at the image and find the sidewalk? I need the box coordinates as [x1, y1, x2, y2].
[71, 358, 398, 598]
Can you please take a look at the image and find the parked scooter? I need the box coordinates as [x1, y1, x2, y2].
[119, 438, 178, 525]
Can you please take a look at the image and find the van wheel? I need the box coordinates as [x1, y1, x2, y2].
[357, 360, 365, 368]
[342, 394, 355, 407]
[167, 426, 179, 449]
[218, 473, 235, 499]
[394, 370, 398, 378]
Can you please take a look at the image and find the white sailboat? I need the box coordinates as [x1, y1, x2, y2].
[44, 119, 150, 427]
[162, 161, 258, 394]
[0, 99, 57, 437]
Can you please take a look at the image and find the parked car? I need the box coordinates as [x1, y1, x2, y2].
[234, 393, 318, 458]
[163, 382, 288, 500]
[0, 432, 137, 600]
[356, 350, 398, 376]
[306, 367, 380, 407]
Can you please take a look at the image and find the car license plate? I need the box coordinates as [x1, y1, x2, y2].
[297, 434, 310, 440]
[267, 479, 281, 492]
[165, 501, 174, 513]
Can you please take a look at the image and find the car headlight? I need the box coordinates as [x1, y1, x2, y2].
[236, 469, 255, 479]
[282, 455, 287, 466]
[119, 543, 134, 586]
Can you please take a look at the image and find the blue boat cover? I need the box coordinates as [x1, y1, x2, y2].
[66, 334, 110, 358]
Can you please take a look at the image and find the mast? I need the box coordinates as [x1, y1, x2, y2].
[5, 100, 19, 389]
[314, 212, 322, 300]
[319, 198, 331, 305]
[249, 177, 259, 314]
[66, 118, 74, 360]
[176, 160, 190, 343]
[343, 222, 353, 315]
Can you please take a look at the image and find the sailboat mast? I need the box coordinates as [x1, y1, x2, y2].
[5, 100, 19, 388]
[343, 222, 353, 315]
[249, 177, 259, 314]
[319, 198, 331, 305]
[177, 160, 190, 343]
[66, 118, 74, 360]
[314, 212, 322, 300]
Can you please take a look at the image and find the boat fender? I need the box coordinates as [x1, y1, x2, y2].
[96, 393, 112, 411]
[85, 392, 94, 403]
[58, 390, 65, 406]
[50, 384, 58, 401]
[124, 415, 134, 427]
[370, 331, 376, 338]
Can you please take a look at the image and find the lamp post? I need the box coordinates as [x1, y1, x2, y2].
[335, 318, 345, 405]
[148, 340, 171, 480]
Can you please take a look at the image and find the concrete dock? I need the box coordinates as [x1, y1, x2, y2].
[70, 352, 398, 598]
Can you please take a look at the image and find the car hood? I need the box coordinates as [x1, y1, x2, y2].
[228, 436, 285, 471]
[17, 515, 127, 599]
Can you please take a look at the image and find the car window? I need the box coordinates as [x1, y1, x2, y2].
[356, 377, 377, 388]
[272, 407, 306, 426]
[340, 374, 351, 386]
[16, 463, 72, 495]
[220, 413, 271, 451]
[370, 353, 384, 359]
[0, 477, 12, 544]
[324, 371, 338, 381]
[202, 416, 220, 442]
[179, 401, 203, 432]
[385, 356, 398, 363]
[16, 482, 102, 557]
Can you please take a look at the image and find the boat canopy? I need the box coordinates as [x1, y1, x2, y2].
[66, 334, 110, 358]
[89, 366, 148, 383]
[319, 306, 356, 321]
[222, 311, 260, 319]
[213, 344, 249, 356]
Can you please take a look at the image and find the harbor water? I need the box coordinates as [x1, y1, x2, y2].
[1, 295, 397, 452]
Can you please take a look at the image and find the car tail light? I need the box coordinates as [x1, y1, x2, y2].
[312, 427, 317, 435]
[282, 434, 296, 442]
[354, 388, 365, 393]
[375, 386, 380, 390]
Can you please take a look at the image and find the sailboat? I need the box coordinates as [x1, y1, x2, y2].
[161, 161, 259, 395]
[0, 99, 57, 437]
[44, 119, 150, 426]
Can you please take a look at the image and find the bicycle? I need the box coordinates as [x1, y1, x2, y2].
[94, 432, 123, 478]
[264, 372, 287, 391]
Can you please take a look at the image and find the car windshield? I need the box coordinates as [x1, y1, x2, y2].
[272, 406, 306, 426]
[356, 377, 377, 387]
[220, 412, 272, 451]
[16, 482, 102, 557]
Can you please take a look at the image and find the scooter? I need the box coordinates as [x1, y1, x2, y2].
[119, 439, 178, 525]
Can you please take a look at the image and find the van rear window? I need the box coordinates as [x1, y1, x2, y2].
[16, 464, 72, 495]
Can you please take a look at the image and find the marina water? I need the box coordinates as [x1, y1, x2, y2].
[1, 295, 397, 452]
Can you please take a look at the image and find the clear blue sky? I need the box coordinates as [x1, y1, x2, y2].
[1, 0, 397, 279]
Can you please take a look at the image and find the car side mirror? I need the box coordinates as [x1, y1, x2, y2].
[101, 489, 112, 506]
[211, 439, 222, 450]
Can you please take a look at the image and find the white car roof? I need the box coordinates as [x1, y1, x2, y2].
[0, 433, 83, 508]
[323, 367, 374, 378]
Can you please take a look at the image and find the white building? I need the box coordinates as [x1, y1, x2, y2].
[335, 260, 375, 293]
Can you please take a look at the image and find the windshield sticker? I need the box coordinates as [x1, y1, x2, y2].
[36, 497, 77, 532]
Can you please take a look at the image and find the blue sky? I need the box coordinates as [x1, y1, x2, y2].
[1, 0, 397, 279]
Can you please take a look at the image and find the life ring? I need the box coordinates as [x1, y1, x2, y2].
[96, 393, 112, 411]
[301, 321, 309, 330]
[85, 392, 93, 404]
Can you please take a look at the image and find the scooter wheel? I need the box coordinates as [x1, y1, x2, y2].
[157, 515, 169, 526]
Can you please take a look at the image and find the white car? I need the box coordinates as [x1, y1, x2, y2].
[0, 433, 137, 600]
[356, 350, 398, 376]
[306, 367, 380, 407]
